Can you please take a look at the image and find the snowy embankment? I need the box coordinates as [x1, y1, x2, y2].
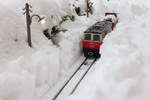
[65, 0, 150, 100]
[0, 0, 106, 99]
[1, 0, 150, 100]
[0, 1, 59, 100]
[0, 0, 95, 100]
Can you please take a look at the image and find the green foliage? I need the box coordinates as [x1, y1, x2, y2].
[42, 25, 68, 39]
[51, 25, 60, 36]
[43, 28, 51, 39]
[42, 15, 74, 45]
[51, 25, 68, 36]
[59, 15, 75, 25]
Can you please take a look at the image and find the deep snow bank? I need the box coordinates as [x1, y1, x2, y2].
[65, 0, 150, 100]
[0, 0, 106, 99]
[0, 0, 84, 100]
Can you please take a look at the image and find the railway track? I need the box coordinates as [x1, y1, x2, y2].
[52, 57, 97, 100]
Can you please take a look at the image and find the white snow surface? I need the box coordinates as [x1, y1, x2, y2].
[0, 0, 150, 100]
[65, 0, 150, 100]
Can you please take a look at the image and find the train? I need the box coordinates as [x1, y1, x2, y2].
[81, 13, 118, 58]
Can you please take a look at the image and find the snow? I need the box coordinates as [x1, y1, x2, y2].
[64, 0, 150, 100]
[0, 0, 150, 100]
[0, 0, 85, 99]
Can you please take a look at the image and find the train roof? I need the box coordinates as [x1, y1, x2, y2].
[84, 21, 112, 34]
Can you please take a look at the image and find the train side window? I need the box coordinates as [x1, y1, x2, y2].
[84, 34, 91, 40]
[93, 35, 100, 41]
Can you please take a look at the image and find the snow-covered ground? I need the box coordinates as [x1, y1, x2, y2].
[0, 0, 150, 100]
[0, 0, 101, 100]
[65, 0, 150, 100]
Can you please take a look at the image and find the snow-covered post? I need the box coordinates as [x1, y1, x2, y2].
[23, 3, 32, 47]
[85, 0, 94, 17]
[23, 3, 46, 48]
[86, 0, 89, 17]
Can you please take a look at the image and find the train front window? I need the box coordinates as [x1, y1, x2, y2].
[93, 35, 100, 41]
[84, 34, 91, 40]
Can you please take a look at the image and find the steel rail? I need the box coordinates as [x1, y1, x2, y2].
[70, 58, 97, 94]
[52, 57, 88, 100]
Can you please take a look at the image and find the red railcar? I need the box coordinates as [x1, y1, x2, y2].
[82, 13, 118, 58]
[105, 12, 118, 30]
[82, 33, 103, 58]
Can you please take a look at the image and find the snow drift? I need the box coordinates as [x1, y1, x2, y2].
[65, 0, 150, 100]
[1, 0, 150, 100]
